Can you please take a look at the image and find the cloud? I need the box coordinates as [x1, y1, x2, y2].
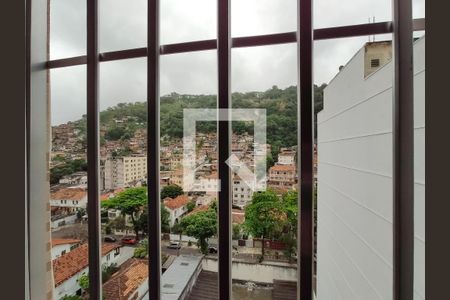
[50, 0, 425, 124]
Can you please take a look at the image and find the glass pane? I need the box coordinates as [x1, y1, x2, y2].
[413, 32, 425, 300]
[50, 65, 89, 299]
[99, 0, 147, 52]
[314, 0, 391, 28]
[50, 0, 86, 60]
[160, 50, 219, 298]
[231, 44, 298, 299]
[232, 0, 297, 37]
[161, 0, 216, 45]
[315, 35, 394, 299]
[99, 58, 149, 297]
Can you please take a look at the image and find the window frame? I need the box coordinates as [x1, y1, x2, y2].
[35, 1, 425, 300]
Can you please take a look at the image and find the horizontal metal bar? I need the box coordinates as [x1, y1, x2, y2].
[232, 32, 297, 48]
[100, 47, 147, 62]
[314, 21, 392, 40]
[161, 39, 217, 55]
[46, 18, 425, 69]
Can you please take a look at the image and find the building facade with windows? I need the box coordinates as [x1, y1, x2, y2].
[103, 156, 147, 190]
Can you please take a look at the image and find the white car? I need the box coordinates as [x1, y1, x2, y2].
[167, 241, 182, 249]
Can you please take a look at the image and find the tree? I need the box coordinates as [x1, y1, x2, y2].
[160, 185, 184, 200]
[137, 205, 171, 235]
[78, 274, 89, 291]
[101, 187, 147, 240]
[244, 190, 287, 259]
[62, 295, 83, 300]
[179, 209, 217, 254]
[186, 200, 196, 213]
[232, 224, 242, 240]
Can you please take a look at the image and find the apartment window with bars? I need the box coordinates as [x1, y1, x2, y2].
[26, 0, 425, 299]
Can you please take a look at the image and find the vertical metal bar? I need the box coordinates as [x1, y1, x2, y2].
[148, 0, 161, 298]
[298, 0, 314, 298]
[218, 0, 231, 299]
[87, 0, 101, 298]
[392, 0, 414, 299]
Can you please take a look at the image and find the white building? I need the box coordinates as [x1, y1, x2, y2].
[51, 239, 81, 260]
[277, 150, 296, 165]
[50, 187, 87, 211]
[163, 195, 191, 226]
[317, 37, 425, 300]
[104, 156, 147, 190]
[232, 175, 253, 208]
[53, 243, 126, 299]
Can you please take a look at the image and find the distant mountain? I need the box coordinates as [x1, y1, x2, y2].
[68, 84, 326, 156]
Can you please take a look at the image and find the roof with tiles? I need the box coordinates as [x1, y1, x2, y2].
[51, 238, 81, 247]
[52, 243, 120, 286]
[269, 164, 296, 172]
[103, 258, 149, 300]
[50, 187, 87, 201]
[163, 195, 190, 210]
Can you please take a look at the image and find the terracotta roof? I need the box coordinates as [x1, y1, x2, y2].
[50, 188, 87, 201]
[103, 259, 149, 300]
[186, 204, 209, 216]
[204, 172, 218, 179]
[232, 209, 245, 224]
[269, 165, 296, 172]
[52, 243, 120, 286]
[51, 238, 81, 247]
[164, 195, 190, 210]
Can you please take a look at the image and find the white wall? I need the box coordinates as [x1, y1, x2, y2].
[316, 37, 425, 300]
[202, 257, 297, 284]
[51, 243, 78, 260]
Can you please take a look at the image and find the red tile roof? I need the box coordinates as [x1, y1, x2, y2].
[52, 243, 120, 286]
[50, 188, 87, 201]
[164, 195, 190, 210]
[103, 258, 149, 300]
[232, 209, 245, 224]
[51, 238, 81, 247]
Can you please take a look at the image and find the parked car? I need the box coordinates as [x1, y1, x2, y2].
[208, 246, 218, 254]
[121, 237, 137, 245]
[167, 241, 182, 249]
[104, 236, 117, 243]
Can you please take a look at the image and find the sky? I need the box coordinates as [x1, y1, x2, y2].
[50, 0, 425, 125]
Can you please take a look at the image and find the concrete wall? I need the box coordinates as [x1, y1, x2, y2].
[202, 257, 297, 284]
[316, 37, 425, 300]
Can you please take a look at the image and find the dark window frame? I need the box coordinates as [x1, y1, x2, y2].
[40, 0, 425, 299]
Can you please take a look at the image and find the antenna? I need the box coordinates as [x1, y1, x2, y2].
[373, 16, 376, 42]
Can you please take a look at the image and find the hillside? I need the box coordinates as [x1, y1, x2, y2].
[69, 84, 325, 153]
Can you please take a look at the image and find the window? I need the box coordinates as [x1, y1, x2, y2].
[32, 1, 425, 300]
[371, 58, 380, 67]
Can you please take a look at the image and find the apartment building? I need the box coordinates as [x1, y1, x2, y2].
[277, 149, 296, 165]
[232, 175, 253, 208]
[317, 37, 425, 299]
[104, 156, 147, 190]
[267, 164, 297, 191]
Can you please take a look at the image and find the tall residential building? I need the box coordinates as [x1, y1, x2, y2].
[267, 164, 297, 191]
[232, 175, 253, 208]
[104, 156, 147, 190]
[277, 149, 296, 165]
[317, 37, 425, 299]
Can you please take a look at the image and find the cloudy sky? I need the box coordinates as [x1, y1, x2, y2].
[50, 0, 425, 125]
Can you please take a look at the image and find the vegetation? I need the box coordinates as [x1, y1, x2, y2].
[179, 206, 217, 254]
[50, 159, 87, 184]
[160, 184, 184, 200]
[134, 239, 148, 258]
[78, 274, 89, 291]
[102, 263, 120, 283]
[186, 200, 196, 212]
[68, 85, 326, 159]
[137, 205, 171, 234]
[62, 295, 83, 300]
[101, 187, 147, 240]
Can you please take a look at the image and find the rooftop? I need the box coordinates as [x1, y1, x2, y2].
[52, 243, 120, 286]
[51, 238, 81, 247]
[164, 195, 190, 210]
[50, 187, 87, 201]
[103, 258, 149, 300]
